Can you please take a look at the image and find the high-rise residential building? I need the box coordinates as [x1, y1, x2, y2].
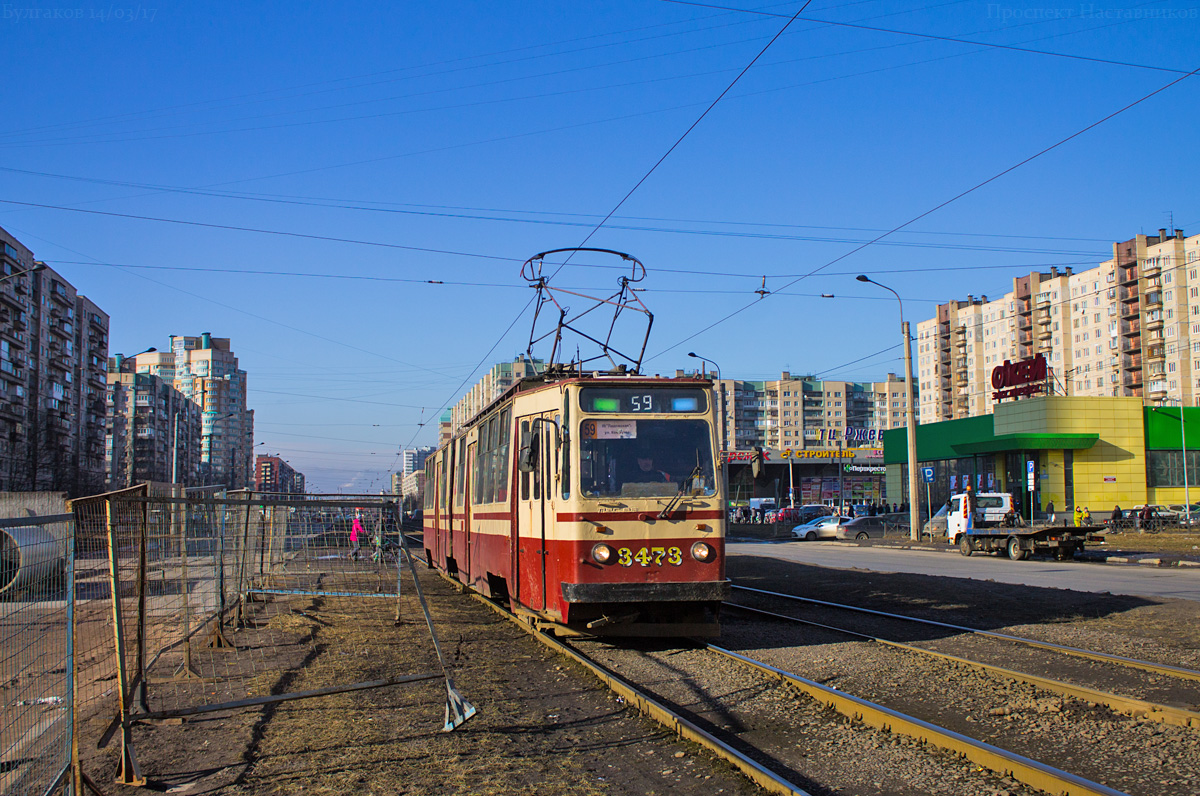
[0, 225, 110, 494]
[105, 354, 201, 488]
[692, 370, 914, 453]
[450, 354, 544, 432]
[135, 333, 254, 488]
[916, 228, 1200, 421]
[255, 455, 304, 494]
[401, 446, 433, 477]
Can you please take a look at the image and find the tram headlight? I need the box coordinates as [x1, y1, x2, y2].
[690, 541, 715, 562]
[591, 543, 615, 564]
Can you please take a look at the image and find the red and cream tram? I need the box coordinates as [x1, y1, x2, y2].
[422, 371, 728, 636]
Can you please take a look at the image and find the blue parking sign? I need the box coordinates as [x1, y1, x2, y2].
[921, 467, 935, 483]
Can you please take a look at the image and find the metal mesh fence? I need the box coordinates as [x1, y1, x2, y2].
[66, 489, 469, 788]
[0, 511, 73, 796]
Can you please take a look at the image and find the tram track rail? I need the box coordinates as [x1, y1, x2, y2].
[732, 584, 1200, 684]
[447, 572, 1132, 796]
[723, 600, 1200, 730]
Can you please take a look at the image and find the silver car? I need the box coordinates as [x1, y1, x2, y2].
[792, 516, 849, 541]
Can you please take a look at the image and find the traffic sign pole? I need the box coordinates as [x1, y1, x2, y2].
[1027, 460, 1036, 526]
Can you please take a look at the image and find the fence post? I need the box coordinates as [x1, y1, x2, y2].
[235, 494, 253, 627]
[209, 492, 233, 648]
[104, 496, 145, 786]
[176, 487, 199, 679]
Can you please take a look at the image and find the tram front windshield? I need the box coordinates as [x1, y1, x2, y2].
[578, 418, 716, 498]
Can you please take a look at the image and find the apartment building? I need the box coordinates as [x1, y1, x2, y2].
[917, 228, 1200, 422]
[135, 333, 254, 488]
[697, 371, 914, 453]
[450, 354, 544, 433]
[0, 226, 110, 494]
[401, 446, 433, 477]
[255, 455, 304, 494]
[105, 354, 201, 488]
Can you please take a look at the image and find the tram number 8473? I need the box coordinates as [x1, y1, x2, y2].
[617, 546, 683, 567]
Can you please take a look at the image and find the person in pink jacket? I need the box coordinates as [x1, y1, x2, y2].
[350, 516, 364, 560]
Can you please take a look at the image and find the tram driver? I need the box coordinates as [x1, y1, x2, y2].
[632, 448, 671, 484]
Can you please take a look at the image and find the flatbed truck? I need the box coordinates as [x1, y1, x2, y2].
[946, 492, 1098, 561]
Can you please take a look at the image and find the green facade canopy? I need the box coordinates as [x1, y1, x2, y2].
[950, 433, 1098, 455]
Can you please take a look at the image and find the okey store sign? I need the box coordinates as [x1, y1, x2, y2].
[991, 353, 1047, 401]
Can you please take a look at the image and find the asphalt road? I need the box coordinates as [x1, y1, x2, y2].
[728, 540, 1200, 602]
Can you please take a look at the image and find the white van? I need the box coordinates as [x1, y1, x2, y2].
[946, 492, 1014, 545]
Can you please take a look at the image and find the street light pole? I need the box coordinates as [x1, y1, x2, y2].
[688, 352, 728, 516]
[0, 262, 45, 283]
[858, 275, 920, 540]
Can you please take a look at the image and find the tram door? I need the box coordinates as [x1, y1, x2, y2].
[517, 414, 555, 611]
[460, 441, 475, 583]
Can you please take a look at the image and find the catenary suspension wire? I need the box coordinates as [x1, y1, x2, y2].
[648, 63, 1200, 362]
[378, 1, 816, 482]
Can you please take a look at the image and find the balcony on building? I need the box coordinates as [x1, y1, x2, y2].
[1142, 259, 1161, 278]
[1122, 352, 1142, 371]
[48, 284, 71, 306]
[1145, 344, 1165, 360]
[1119, 265, 1139, 284]
[1144, 312, 1164, 331]
[1016, 298, 1032, 316]
[1121, 319, 1141, 336]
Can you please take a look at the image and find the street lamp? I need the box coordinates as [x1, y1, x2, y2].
[687, 351, 723, 450]
[857, 275, 920, 541]
[688, 352, 729, 515]
[0, 261, 45, 284]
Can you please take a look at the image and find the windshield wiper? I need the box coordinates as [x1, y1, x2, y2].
[658, 464, 703, 519]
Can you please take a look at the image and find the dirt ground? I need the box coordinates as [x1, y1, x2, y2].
[91, 573, 763, 796]
[84, 548, 1200, 796]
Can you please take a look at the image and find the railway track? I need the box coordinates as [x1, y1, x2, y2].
[728, 585, 1200, 729]
[712, 587, 1200, 795]
[461, 580, 1139, 796]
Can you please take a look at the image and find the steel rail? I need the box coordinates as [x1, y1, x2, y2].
[732, 584, 1200, 683]
[726, 602, 1200, 729]
[454, 581, 813, 796]
[707, 644, 1130, 796]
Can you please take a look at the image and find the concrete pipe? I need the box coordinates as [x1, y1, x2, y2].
[0, 525, 64, 597]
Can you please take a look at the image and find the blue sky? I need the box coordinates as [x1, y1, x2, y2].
[2, 0, 1197, 491]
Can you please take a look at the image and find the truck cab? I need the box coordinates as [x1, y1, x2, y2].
[946, 492, 1014, 545]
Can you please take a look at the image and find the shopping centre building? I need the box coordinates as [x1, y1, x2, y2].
[882, 394, 1198, 518]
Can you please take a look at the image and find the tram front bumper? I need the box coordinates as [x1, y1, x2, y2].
[561, 580, 730, 603]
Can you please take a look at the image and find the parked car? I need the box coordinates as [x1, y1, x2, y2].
[774, 505, 828, 525]
[834, 516, 891, 540]
[791, 515, 849, 541]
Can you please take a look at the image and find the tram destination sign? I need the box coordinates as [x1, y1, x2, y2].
[991, 353, 1047, 401]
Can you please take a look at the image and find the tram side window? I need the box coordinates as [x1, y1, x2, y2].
[474, 417, 492, 505]
[424, 459, 435, 509]
[558, 413, 570, 500]
[520, 420, 530, 501]
[495, 408, 511, 502]
[455, 436, 467, 503]
[439, 449, 448, 509]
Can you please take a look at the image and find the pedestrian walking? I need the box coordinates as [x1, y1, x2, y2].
[1046, 499, 1055, 523]
[349, 515, 364, 560]
[964, 484, 977, 533]
[1073, 505, 1083, 527]
[1138, 504, 1153, 532]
